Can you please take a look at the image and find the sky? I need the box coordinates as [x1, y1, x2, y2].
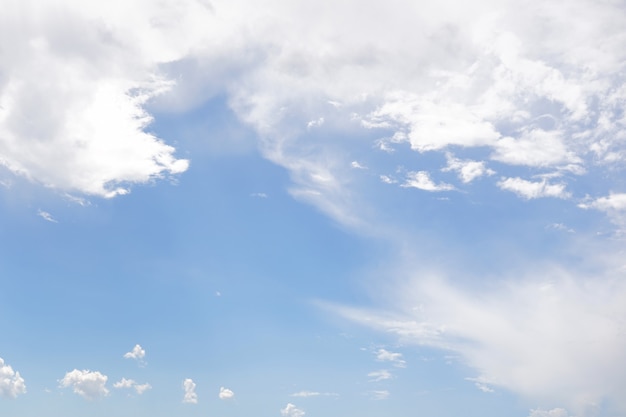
[1, 0, 626, 416]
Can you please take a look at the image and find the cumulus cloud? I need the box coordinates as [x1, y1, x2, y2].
[182, 378, 198, 404]
[59, 369, 109, 400]
[579, 193, 626, 212]
[281, 403, 305, 417]
[0, 0, 197, 197]
[0, 358, 26, 399]
[375, 349, 406, 368]
[123, 344, 146, 364]
[402, 171, 455, 192]
[497, 177, 570, 199]
[113, 378, 152, 395]
[218, 386, 234, 400]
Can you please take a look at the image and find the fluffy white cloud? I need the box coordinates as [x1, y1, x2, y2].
[59, 369, 109, 400]
[218, 386, 234, 400]
[0, 358, 26, 399]
[375, 349, 406, 368]
[113, 378, 152, 395]
[579, 193, 626, 212]
[182, 378, 197, 404]
[402, 171, 455, 192]
[281, 403, 305, 417]
[0, 0, 199, 198]
[497, 177, 570, 199]
[123, 344, 146, 363]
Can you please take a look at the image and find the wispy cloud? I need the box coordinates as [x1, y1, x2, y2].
[37, 209, 58, 223]
[375, 348, 406, 368]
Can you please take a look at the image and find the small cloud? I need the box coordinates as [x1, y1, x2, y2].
[546, 223, 575, 233]
[367, 369, 392, 382]
[113, 378, 151, 395]
[290, 390, 339, 398]
[218, 386, 234, 400]
[465, 377, 494, 393]
[281, 403, 305, 417]
[37, 209, 58, 223]
[0, 357, 26, 399]
[528, 408, 572, 417]
[368, 390, 390, 400]
[497, 177, 570, 199]
[380, 175, 397, 184]
[443, 153, 495, 183]
[182, 378, 198, 404]
[402, 171, 454, 191]
[307, 117, 324, 129]
[351, 161, 367, 169]
[375, 348, 406, 368]
[123, 344, 146, 365]
[250, 192, 268, 198]
[59, 369, 109, 400]
[215, 291, 222, 297]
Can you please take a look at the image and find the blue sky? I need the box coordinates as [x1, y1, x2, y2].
[1, 1, 626, 416]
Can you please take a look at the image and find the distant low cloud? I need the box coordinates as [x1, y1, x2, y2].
[0, 358, 26, 399]
[182, 379, 198, 404]
[59, 369, 109, 400]
[290, 390, 339, 398]
[218, 386, 234, 400]
[281, 403, 305, 417]
[528, 408, 572, 417]
[367, 369, 392, 382]
[368, 390, 390, 400]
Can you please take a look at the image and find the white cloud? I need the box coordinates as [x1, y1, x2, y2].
[497, 177, 570, 199]
[182, 378, 197, 404]
[59, 369, 109, 400]
[375, 348, 406, 368]
[0, 0, 199, 197]
[579, 193, 626, 212]
[351, 161, 367, 169]
[528, 408, 572, 417]
[123, 344, 146, 364]
[492, 130, 581, 168]
[281, 403, 305, 417]
[37, 209, 58, 223]
[443, 154, 495, 183]
[402, 171, 455, 192]
[218, 386, 234, 400]
[367, 369, 392, 382]
[290, 390, 339, 398]
[0, 358, 26, 399]
[335, 269, 626, 414]
[466, 377, 494, 393]
[113, 378, 151, 395]
[380, 175, 397, 184]
[368, 390, 390, 400]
